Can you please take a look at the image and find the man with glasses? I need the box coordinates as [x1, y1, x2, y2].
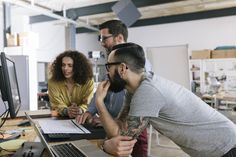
[76, 20, 150, 157]
[96, 42, 236, 157]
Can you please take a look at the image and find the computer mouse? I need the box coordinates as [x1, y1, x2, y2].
[0, 139, 26, 151]
[17, 120, 31, 127]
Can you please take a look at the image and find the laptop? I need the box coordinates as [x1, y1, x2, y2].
[37, 118, 106, 142]
[25, 112, 109, 157]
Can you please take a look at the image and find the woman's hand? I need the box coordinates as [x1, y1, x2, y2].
[68, 103, 83, 118]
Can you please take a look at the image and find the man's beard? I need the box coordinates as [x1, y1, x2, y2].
[108, 69, 126, 93]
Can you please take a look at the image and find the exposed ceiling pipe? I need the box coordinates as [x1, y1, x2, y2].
[2, 0, 98, 31]
[30, 0, 34, 6]
[63, 5, 66, 18]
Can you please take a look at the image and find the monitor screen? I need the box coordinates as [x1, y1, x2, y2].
[0, 52, 21, 118]
[0, 93, 6, 117]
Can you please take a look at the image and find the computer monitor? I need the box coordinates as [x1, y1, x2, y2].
[0, 52, 21, 118]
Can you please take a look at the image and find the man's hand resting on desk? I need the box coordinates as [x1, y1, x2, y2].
[76, 112, 102, 126]
[76, 111, 93, 124]
[68, 103, 83, 118]
[103, 136, 137, 157]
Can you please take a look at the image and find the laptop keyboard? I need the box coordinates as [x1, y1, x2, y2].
[51, 143, 86, 157]
[48, 133, 71, 139]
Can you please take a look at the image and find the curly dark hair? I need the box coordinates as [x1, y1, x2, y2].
[50, 50, 93, 85]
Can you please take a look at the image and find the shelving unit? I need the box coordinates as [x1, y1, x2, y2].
[189, 58, 236, 94]
[89, 57, 106, 82]
[189, 59, 202, 94]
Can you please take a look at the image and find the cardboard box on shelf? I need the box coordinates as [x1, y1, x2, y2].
[212, 49, 236, 59]
[19, 32, 38, 49]
[7, 33, 19, 47]
[191, 49, 212, 59]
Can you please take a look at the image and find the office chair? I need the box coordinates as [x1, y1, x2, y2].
[38, 91, 50, 110]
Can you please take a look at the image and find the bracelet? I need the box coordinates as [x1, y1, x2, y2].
[79, 108, 84, 115]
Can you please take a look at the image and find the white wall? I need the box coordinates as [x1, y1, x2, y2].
[11, 13, 30, 33]
[30, 22, 66, 62]
[77, 15, 236, 58]
[76, 32, 104, 57]
[128, 15, 236, 55]
[31, 23, 101, 62]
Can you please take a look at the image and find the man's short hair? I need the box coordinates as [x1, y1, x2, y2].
[112, 43, 145, 73]
[99, 20, 128, 42]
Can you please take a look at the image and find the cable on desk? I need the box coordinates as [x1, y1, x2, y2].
[0, 101, 10, 128]
[0, 132, 5, 139]
[0, 111, 9, 128]
[0, 110, 8, 118]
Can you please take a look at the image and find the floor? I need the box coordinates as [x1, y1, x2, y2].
[148, 129, 190, 157]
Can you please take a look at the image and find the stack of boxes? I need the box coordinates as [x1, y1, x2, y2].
[6, 33, 19, 47]
[6, 32, 38, 49]
[191, 49, 211, 59]
[191, 49, 236, 59]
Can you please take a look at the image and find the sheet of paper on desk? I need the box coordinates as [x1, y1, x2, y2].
[37, 119, 90, 134]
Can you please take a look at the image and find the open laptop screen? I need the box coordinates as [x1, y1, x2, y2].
[25, 112, 56, 157]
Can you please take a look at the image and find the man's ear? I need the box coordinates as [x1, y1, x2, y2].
[116, 34, 124, 42]
[119, 63, 128, 77]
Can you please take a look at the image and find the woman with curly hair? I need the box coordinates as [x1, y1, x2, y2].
[48, 50, 94, 118]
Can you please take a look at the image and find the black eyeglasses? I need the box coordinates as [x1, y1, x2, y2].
[98, 35, 113, 42]
[105, 62, 121, 71]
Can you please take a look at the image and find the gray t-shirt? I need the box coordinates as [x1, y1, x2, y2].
[127, 72, 236, 157]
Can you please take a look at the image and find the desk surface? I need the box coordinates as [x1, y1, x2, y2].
[0, 118, 37, 156]
[17, 110, 51, 118]
[0, 117, 107, 157]
[202, 91, 236, 101]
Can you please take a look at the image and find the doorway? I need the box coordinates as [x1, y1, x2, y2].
[146, 44, 190, 89]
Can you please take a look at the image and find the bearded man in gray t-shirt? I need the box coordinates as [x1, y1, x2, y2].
[95, 42, 236, 157]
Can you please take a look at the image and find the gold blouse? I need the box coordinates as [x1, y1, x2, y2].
[48, 78, 94, 116]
